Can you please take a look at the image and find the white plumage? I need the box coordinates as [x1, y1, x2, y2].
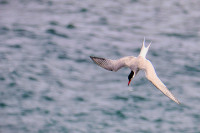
[90, 39, 180, 104]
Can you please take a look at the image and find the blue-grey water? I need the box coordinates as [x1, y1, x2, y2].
[0, 0, 200, 133]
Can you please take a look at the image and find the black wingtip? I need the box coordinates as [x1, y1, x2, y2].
[90, 56, 106, 60]
[90, 56, 96, 61]
[176, 100, 181, 105]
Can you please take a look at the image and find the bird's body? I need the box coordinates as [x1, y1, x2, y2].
[90, 39, 180, 104]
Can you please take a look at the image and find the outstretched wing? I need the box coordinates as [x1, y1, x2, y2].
[144, 60, 180, 104]
[90, 56, 134, 72]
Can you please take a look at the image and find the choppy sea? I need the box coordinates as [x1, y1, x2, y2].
[0, 0, 200, 133]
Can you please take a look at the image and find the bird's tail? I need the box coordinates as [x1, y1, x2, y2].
[139, 37, 151, 58]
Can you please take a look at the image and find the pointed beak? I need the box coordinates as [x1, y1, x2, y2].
[128, 79, 132, 86]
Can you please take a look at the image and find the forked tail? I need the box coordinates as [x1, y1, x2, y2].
[139, 37, 151, 58]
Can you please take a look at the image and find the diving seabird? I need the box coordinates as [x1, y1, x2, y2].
[90, 39, 180, 104]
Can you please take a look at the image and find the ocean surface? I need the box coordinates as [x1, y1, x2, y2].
[0, 0, 200, 133]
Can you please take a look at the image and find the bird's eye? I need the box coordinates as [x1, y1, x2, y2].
[128, 71, 134, 80]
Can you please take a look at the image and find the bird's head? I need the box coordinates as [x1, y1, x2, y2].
[128, 69, 140, 86]
[128, 71, 134, 86]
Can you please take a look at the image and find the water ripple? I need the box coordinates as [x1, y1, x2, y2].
[1, 0, 200, 133]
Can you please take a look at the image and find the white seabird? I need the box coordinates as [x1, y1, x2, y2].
[90, 39, 180, 104]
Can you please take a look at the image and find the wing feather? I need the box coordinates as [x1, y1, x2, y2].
[144, 60, 180, 104]
[90, 56, 132, 72]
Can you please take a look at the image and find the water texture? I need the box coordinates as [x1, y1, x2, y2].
[0, 0, 200, 133]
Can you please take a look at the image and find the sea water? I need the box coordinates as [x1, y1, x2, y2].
[0, 0, 200, 133]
